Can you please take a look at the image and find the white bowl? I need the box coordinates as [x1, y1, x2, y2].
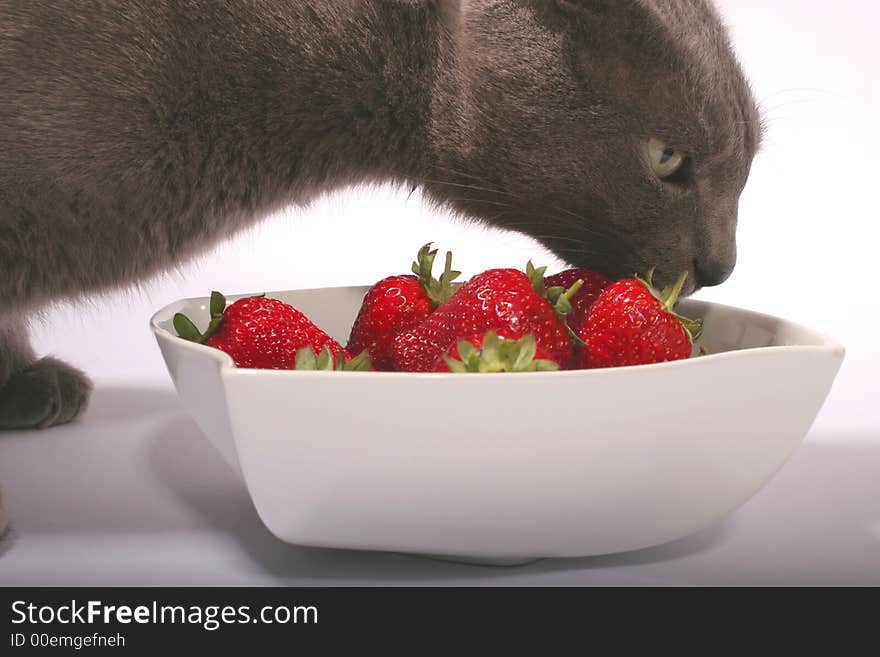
[150, 286, 844, 564]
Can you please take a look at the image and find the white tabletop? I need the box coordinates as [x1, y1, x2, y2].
[1, 371, 877, 586]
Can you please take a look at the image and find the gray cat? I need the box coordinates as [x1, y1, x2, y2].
[0, 0, 760, 432]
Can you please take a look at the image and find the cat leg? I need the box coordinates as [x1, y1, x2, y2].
[0, 315, 92, 430]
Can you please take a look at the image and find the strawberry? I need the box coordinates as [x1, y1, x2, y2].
[346, 244, 461, 370]
[435, 330, 561, 373]
[575, 270, 702, 369]
[174, 291, 371, 371]
[392, 262, 583, 372]
[544, 268, 611, 332]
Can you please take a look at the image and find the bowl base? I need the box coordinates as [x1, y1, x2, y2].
[411, 552, 543, 567]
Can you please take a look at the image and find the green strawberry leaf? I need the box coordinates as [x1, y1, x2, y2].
[295, 346, 318, 370]
[412, 243, 462, 308]
[442, 354, 470, 373]
[343, 350, 373, 372]
[444, 331, 560, 373]
[511, 333, 538, 370]
[209, 291, 226, 317]
[173, 313, 204, 343]
[315, 346, 334, 370]
[526, 260, 548, 295]
[411, 243, 438, 281]
[295, 345, 373, 371]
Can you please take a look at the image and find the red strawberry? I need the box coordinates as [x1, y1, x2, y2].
[575, 270, 702, 369]
[392, 262, 582, 372]
[347, 244, 461, 370]
[544, 268, 611, 332]
[174, 291, 371, 371]
[434, 330, 561, 373]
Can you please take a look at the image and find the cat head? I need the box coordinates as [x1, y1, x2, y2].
[426, 0, 761, 294]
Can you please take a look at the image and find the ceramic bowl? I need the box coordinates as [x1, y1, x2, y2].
[151, 286, 844, 564]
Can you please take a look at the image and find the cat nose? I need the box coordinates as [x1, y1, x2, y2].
[693, 257, 734, 288]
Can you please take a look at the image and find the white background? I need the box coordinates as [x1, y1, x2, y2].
[3, 0, 878, 584]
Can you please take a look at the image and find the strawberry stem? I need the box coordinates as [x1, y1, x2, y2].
[562, 278, 584, 302]
[662, 270, 689, 312]
[635, 270, 704, 344]
[434, 250, 462, 307]
[547, 278, 583, 320]
[413, 243, 461, 309]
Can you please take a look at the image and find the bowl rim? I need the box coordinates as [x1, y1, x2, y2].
[150, 286, 846, 380]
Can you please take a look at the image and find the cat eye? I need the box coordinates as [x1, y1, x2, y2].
[648, 138, 687, 180]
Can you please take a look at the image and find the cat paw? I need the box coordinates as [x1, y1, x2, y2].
[0, 357, 93, 429]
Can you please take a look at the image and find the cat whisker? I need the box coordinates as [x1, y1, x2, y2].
[758, 87, 845, 103]
[385, 165, 516, 201]
[546, 215, 634, 243]
[496, 224, 623, 253]
[759, 98, 827, 115]
[443, 196, 515, 210]
[499, 217, 600, 241]
[409, 176, 520, 200]
[425, 164, 523, 199]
